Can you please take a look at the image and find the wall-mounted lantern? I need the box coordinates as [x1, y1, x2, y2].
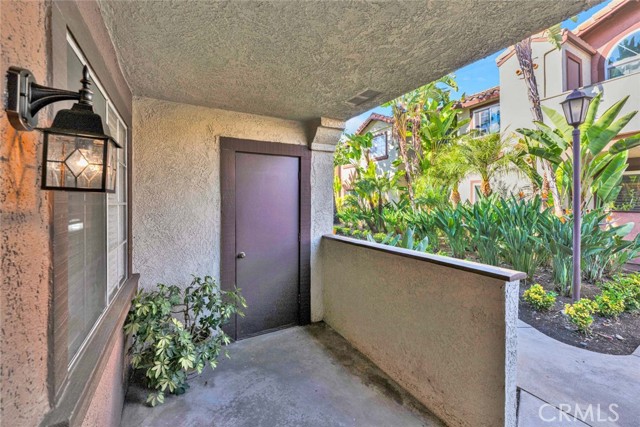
[5, 65, 120, 192]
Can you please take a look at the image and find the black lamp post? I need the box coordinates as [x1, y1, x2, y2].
[5, 65, 120, 192]
[560, 89, 593, 302]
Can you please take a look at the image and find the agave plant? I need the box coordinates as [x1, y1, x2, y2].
[518, 94, 640, 210]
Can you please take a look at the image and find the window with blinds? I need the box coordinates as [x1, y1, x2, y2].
[61, 35, 128, 366]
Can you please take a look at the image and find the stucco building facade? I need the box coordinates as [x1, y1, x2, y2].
[1, 1, 598, 426]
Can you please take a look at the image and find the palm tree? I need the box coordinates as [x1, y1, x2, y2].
[513, 23, 571, 216]
[431, 142, 470, 206]
[459, 133, 514, 197]
[384, 75, 468, 206]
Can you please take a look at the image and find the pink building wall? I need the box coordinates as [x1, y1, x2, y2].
[577, 1, 640, 83]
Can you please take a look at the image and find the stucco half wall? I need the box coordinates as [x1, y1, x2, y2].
[322, 235, 521, 427]
[132, 97, 338, 321]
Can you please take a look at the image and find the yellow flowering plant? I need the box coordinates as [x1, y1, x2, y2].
[594, 289, 625, 318]
[564, 299, 598, 333]
[523, 284, 557, 311]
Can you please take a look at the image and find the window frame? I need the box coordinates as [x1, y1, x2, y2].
[606, 29, 640, 80]
[63, 33, 129, 370]
[612, 170, 640, 213]
[565, 50, 583, 91]
[370, 131, 389, 161]
[471, 103, 500, 134]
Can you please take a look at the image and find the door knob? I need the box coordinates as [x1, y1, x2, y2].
[237, 252, 246, 259]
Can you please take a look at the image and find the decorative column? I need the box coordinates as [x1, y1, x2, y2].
[308, 117, 344, 322]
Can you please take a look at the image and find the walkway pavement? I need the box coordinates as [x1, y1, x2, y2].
[121, 323, 444, 427]
[517, 320, 640, 427]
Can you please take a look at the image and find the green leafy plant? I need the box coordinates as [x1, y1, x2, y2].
[495, 197, 547, 278]
[371, 232, 388, 243]
[523, 284, 557, 311]
[564, 298, 598, 334]
[535, 213, 573, 295]
[518, 94, 640, 210]
[124, 276, 246, 406]
[602, 274, 640, 311]
[458, 132, 515, 197]
[433, 205, 468, 258]
[366, 227, 429, 252]
[405, 209, 440, 252]
[581, 212, 640, 282]
[462, 195, 501, 265]
[594, 289, 625, 318]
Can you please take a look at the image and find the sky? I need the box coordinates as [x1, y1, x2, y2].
[343, 0, 613, 135]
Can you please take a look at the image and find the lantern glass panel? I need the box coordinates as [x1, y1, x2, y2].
[104, 139, 118, 192]
[44, 132, 114, 191]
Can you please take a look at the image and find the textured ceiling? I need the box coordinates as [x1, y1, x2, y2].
[99, 0, 597, 122]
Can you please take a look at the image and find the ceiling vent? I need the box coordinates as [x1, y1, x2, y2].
[346, 89, 382, 107]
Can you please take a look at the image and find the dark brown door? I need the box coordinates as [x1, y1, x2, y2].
[234, 152, 300, 339]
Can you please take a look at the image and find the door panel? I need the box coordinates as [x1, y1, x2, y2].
[235, 152, 300, 338]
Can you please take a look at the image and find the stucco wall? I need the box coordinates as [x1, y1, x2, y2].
[322, 236, 519, 427]
[0, 1, 52, 426]
[81, 331, 126, 427]
[132, 97, 333, 320]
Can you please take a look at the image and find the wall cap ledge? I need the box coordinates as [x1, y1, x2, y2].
[323, 235, 526, 282]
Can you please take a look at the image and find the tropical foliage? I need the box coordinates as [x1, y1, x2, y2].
[335, 73, 640, 301]
[124, 276, 246, 406]
[518, 93, 640, 210]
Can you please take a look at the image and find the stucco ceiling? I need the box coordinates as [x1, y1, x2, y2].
[98, 0, 598, 122]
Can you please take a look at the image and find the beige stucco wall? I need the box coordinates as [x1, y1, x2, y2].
[322, 236, 519, 427]
[132, 96, 334, 321]
[81, 331, 126, 427]
[0, 1, 52, 426]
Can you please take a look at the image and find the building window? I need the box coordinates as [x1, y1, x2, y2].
[370, 132, 388, 160]
[607, 30, 640, 79]
[472, 104, 500, 134]
[614, 172, 640, 212]
[566, 52, 583, 91]
[59, 35, 128, 366]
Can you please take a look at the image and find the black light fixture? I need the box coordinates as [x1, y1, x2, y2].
[561, 89, 593, 302]
[560, 89, 593, 127]
[5, 65, 120, 192]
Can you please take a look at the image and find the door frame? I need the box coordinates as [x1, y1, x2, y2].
[220, 137, 311, 340]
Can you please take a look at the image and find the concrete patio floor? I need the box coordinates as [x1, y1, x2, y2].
[517, 320, 640, 427]
[121, 323, 445, 427]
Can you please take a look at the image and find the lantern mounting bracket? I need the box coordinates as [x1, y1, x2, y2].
[6, 65, 94, 131]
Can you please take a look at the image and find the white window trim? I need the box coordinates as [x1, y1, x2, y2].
[66, 33, 128, 369]
[606, 29, 640, 80]
[472, 104, 500, 134]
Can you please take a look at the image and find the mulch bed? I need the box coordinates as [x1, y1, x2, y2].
[518, 268, 640, 355]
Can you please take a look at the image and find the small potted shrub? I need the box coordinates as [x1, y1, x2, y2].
[564, 299, 598, 334]
[523, 284, 557, 311]
[124, 275, 246, 406]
